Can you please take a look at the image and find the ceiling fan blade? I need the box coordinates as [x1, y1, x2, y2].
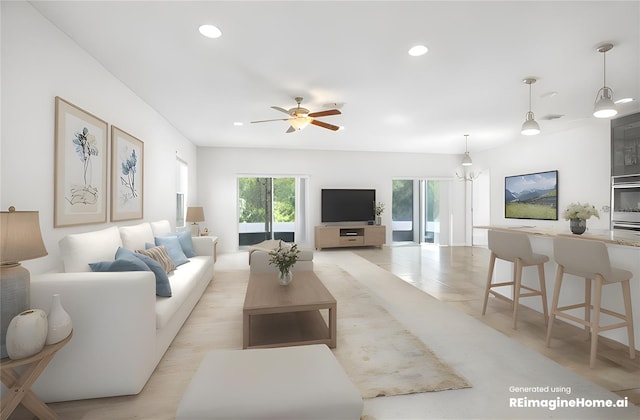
[250, 118, 289, 124]
[285, 126, 296, 133]
[310, 119, 340, 131]
[271, 106, 291, 115]
[308, 109, 341, 118]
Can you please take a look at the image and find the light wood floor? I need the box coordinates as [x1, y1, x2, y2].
[6, 244, 639, 419]
[352, 244, 640, 406]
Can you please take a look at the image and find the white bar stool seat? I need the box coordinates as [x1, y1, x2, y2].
[482, 229, 549, 329]
[545, 236, 635, 368]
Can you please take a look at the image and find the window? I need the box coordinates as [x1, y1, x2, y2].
[176, 157, 188, 228]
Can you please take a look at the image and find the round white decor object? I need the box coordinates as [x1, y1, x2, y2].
[6, 309, 48, 359]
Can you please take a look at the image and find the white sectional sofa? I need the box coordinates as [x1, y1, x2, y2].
[28, 220, 216, 403]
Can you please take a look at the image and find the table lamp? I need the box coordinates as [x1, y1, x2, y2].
[186, 206, 205, 237]
[1, 207, 48, 358]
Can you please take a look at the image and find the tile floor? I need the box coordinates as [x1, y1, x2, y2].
[8, 245, 639, 419]
[312, 245, 640, 419]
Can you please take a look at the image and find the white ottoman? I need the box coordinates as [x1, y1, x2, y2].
[176, 345, 363, 420]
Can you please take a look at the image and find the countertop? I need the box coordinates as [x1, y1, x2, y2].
[474, 225, 640, 248]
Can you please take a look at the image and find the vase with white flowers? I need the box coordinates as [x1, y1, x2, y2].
[268, 241, 300, 286]
[562, 202, 600, 235]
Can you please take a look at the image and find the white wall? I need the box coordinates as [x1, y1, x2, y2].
[197, 147, 467, 253]
[1, 2, 199, 274]
[471, 118, 612, 244]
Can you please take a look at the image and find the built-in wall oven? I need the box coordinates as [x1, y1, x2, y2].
[612, 174, 640, 230]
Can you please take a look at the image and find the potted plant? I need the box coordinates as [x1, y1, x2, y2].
[268, 241, 300, 285]
[374, 202, 385, 225]
[562, 202, 600, 235]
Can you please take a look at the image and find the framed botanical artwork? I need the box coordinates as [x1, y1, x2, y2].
[111, 126, 144, 221]
[54, 96, 108, 227]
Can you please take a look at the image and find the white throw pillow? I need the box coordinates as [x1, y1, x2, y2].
[150, 220, 172, 237]
[59, 226, 123, 272]
[119, 223, 154, 250]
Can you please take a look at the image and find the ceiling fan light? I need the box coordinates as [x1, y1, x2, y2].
[521, 111, 541, 135]
[289, 117, 312, 131]
[593, 87, 618, 118]
[461, 152, 473, 166]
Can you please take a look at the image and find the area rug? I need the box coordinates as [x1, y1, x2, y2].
[206, 262, 470, 399]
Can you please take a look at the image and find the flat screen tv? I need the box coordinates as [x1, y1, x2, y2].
[505, 170, 558, 220]
[321, 189, 375, 223]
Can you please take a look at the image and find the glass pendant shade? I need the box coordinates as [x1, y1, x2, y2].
[289, 117, 312, 130]
[593, 86, 618, 118]
[521, 111, 541, 135]
[461, 134, 472, 166]
[593, 43, 618, 119]
[521, 78, 540, 136]
[461, 152, 473, 166]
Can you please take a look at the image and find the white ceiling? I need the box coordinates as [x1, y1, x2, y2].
[30, 1, 640, 155]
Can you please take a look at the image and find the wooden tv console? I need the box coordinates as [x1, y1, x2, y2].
[314, 225, 386, 250]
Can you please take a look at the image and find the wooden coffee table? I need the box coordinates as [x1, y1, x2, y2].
[243, 271, 337, 349]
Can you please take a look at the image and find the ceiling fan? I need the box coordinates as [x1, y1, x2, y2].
[251, 97, 342, 133]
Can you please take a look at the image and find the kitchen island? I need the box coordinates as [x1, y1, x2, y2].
[476, 225, 640, 352]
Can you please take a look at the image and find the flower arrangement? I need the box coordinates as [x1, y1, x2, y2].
[374, 202, 385, 216]
[562, 202, 600, 221]
[268, 241, 300, 274]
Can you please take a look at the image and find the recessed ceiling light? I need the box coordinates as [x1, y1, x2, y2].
[615, 97, 634, 104]
[408, 45, 428, 57]
[233, 122, 243, 126]
[199, 24, 222, 39]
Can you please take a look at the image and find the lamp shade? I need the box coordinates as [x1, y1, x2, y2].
[186, 206, 205, 223]
[289, 117, 312, 131]
[521, 111, 541, 136]
[593, 87, 618, 118]
[461, 152, 473, 166]
[0, 208, 47, 265]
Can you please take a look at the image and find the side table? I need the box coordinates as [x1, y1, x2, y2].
[1, 331, 72, 420]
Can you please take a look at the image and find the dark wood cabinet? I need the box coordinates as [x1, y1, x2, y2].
[612, 112, 640, 177]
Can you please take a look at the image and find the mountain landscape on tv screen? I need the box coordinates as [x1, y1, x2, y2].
[505, 187, 556, 206]
[505, 186, 557, 220]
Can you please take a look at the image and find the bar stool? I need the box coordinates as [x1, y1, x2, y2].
[546, 236, 635, 368]
[482, 229, 549, 329]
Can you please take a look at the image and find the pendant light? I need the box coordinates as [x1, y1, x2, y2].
[593, 43, 618, 118]
[521, 78, 540, 136]
[461, 134, 472, 166]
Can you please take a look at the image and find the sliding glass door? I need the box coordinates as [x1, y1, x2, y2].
[238, 176, 308, 246]
[392, 180, 415, 241]
[392, 178, 452, 245]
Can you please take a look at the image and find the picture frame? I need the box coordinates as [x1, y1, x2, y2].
[54, 96, 108, 227]
[111, 126, 144, 221]
[505, 170, 558, 220]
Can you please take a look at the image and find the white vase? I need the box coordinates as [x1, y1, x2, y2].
[6, 309, 48, 359]
[46, 294, 73, 345]
[279, 270, 293, 286]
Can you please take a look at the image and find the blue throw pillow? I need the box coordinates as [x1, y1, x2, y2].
[115, 248, 172, 297]
[154, 236, 189, 266]
[89, 253, 150, 273]
[171, 231, 196, 258]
